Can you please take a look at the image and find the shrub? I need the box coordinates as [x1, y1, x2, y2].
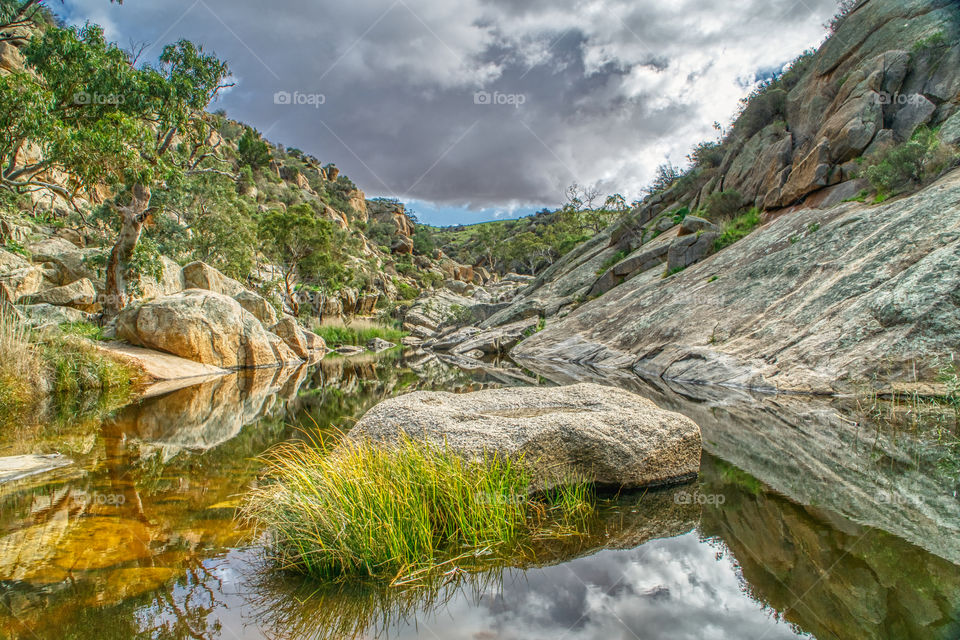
[394, 279, 420, 301]
[864, 127, 956, 197]
[238, 127, 272, 169]
[714, 207, 762, 251]
[241, 435, 594, 580]
[703, 190, 743, 220]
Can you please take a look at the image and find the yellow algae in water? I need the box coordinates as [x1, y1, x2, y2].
[206, 498, 241, 510]
[51, 517, 154, 571]
[0, 510, 72, 583]
[85, 567, 175, 607]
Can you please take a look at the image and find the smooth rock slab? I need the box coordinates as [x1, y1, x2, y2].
[349, 382, 702, 489]
[0, 454, 72, 484]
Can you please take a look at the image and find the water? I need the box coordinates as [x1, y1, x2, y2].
[0, 351, 958, 639]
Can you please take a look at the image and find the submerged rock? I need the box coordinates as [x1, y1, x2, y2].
[349, 382, 702, 489]
[366, 337, 395, 352]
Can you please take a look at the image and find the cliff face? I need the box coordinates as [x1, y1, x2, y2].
[513, 167, 960, 393]
[507, 0, 960, 392]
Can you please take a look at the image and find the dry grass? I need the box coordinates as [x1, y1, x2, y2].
[0, 308, 43, 424]
[0, 308, 144, 428]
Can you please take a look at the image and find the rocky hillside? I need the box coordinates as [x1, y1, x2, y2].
[443, 0, 960, 393]
[0, 12, 506, 379]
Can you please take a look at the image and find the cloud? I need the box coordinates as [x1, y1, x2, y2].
[61, 0, 838, 210]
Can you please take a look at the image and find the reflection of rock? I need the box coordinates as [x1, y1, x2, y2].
[699, 454, 960, 640]
[107, 365, 307, 452]
[518, 358, 960, 567]
[0, 454, 72, 485]
[350, 383, 702, 489]
[0, 516, 153, 582]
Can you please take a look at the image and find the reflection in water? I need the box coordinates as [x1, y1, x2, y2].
[0, 351, 957, 639]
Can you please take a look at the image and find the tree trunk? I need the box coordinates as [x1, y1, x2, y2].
[103, 184, 152, 318]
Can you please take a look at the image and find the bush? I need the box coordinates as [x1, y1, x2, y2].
[241, 435, 594, 580]
[703, 190, 743, 220]
[394, 279, 420, 301]
[864, 127, 957, 197]
[238, 127, 272, 169]
[714, 207, 762, 251]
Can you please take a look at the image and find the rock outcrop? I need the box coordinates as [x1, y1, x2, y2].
[117, 289, 301, 369]
[513, 169, 960, 393]
[349, 382, 702, 489]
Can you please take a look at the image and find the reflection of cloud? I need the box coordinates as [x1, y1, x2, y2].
[62, 0, 837, 209]
[386, 533, 806, 639]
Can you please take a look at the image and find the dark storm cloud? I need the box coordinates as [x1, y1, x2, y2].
[63, 0, 839, 209]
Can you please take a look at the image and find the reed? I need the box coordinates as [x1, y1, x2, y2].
[242, 434, 594, 581]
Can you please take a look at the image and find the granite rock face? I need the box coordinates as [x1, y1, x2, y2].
[117, 289, 302, 369]
[513, 169, 960, 393]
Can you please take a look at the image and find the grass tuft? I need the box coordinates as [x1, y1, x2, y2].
[314, 317, 406, 347]
[241, 434, 594, 581]
[0, 308, 43, 425]
[0, 308, 144, 428]
[713, 207, 761, 252]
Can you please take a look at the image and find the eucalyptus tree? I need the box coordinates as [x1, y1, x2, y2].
[0, 20, 229, 314]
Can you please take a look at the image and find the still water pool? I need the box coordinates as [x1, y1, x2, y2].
[0, 352, 957, 639]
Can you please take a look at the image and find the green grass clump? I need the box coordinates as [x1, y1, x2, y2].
[596, 249, 629, 275]
[242, 436, 595, 581]
[713, 207, 761, 251]
[313, 318, 406, 347]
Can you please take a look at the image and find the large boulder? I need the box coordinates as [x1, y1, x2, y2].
[117, 289, 301, 369]
[349, 383, 702, 489]
[27, 238, 103, 285]
[25, 278, 98, 311]
[181, 261, 245, 297]
[0, 266, 43, 303]
[134, 256, 184, 302]
[0, 248, 30, 274]
[778, 140, 832, 206]
[269, 316, 311, 359]
[234, 289, 278, 326]
[940, 110, 960, 146]
[667, 232, 718, 273]
[17, 303, 93, 327]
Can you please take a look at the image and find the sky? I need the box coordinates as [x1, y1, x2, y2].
[59, 0, 840, 226]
